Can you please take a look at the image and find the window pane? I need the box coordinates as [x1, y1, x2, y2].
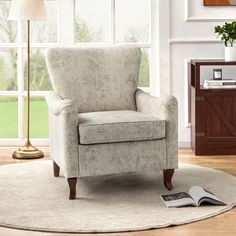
[115, 0, 150, 43]
[0, 0, 17, 43]
[0, 96, 18, 138]
[138, 49, 150, 87]
[24, 49, 52, 91]
[24, 1, 57, 43]
[75, 0, 111, 43]
[24, 97, 48, 138]
[0, 49, 18, 91]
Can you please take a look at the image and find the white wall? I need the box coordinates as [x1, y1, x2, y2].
[165, 0, 236, 147]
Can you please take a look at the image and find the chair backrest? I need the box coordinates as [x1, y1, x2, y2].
[45, 47, 141, 113]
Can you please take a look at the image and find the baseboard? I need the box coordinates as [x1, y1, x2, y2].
[178, 142, 191, 148]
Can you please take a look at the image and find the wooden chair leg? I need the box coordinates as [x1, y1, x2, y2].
[163, 169, 174, 191]
[67, 178, 77, 200]
[53, 161, 60, 177]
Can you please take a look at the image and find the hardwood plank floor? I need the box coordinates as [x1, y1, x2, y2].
[0, 147, 236, 236]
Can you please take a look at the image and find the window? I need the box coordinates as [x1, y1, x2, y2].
[0, 0, 152, 144]
[75, 0, 111, 43]
[0, 0, 57, 144]
[75, 0, 151, 87]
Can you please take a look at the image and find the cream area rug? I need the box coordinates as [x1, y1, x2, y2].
[0, 161, 236, 233]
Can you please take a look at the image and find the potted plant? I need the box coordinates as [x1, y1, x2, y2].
[215, 21, 236, 61]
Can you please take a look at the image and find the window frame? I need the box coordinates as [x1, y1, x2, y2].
[73, 0, 152, 91]
[0, 0, 156, 146]
[0, 0, 59, 146]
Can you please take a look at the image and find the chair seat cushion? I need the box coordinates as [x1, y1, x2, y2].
[78, 110, 165, 145]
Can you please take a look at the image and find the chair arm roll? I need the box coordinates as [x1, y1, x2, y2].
[45, 92, 73, 116]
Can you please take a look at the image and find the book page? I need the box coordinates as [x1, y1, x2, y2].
[188, 186, 222, 206]
[160, 192, 196, 208]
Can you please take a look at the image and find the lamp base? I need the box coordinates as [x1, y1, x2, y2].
[12, 141, 44, 159]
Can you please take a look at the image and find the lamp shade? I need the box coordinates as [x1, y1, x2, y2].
[8, 0, 48, 21]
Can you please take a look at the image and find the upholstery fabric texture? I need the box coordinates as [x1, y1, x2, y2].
[78, 110, 165, 144]
[78, 140, 166, 177]
[46, 92, 79, 178]
[135, 89, 178, 169]
[46, 47, 141, 113]
[45, 47, 178, 179]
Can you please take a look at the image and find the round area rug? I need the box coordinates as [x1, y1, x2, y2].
[0, 161, 236, 233]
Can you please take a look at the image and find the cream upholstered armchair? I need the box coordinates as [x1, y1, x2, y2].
[45, 47, 178, 200]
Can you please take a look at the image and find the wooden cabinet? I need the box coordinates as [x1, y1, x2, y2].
[191, 60, 236, 155]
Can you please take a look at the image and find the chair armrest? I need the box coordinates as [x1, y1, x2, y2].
[135, 89, 178, 168]
[135, 89, 178, 128]
[45, 91, 79, 178]
[45, 92, 73, 116]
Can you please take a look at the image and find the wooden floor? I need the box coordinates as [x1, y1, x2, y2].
[0, 147, 236, 236]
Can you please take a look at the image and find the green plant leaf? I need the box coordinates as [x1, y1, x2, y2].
[214, 21, 236, 46]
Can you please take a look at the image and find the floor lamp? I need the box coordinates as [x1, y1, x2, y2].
[8, 0, 48, 159]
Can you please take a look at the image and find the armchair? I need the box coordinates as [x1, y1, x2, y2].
[45, 47, 178, 200]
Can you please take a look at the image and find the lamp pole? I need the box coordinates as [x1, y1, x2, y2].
[27, 20, 31, 145]
[9, 0, 47, 159]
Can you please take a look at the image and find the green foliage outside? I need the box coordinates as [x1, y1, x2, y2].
[0, 3, 17, 91]
[0, 97, 48, 138]
[139, 51, 150, 87]
[75, 19, 102, 42]
[24, 49, 52, 91]
[0, 49, 52, 91]
[23, 97, 49, 138]
[118, 25, 150, 87]
[0, 97, 18, 138]
[0, 3, 52, 92]
[0, 56, 8, 90]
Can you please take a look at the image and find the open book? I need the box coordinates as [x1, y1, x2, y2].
[161, 186, 226, 208]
